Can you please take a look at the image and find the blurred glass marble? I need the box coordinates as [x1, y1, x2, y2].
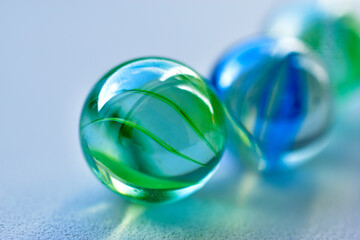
[211, 37, 333, 172]
[79, 57, 226, 204]
[265, 0, 360, 99]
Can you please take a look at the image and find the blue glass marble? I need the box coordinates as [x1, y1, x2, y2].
[211, 37, 333, 171]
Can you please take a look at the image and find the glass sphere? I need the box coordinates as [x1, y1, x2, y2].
[265, 0, 360, 99]
[80, 57, 226, 204]
[211, 37, 333, 172]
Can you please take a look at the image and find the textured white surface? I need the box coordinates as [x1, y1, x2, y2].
[1, 0, 360, 239]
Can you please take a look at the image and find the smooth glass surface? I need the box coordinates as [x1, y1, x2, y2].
[211, 37, 333, 171]
[80, 57, 226, 204]
[265, 0, 360, 99]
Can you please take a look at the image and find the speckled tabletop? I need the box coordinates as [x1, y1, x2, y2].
[1, 0, 360, 239]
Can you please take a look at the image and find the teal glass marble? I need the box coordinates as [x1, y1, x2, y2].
[211, 37, 333, 172]
[80, 57, 226, 204]
[265, 0, 360, 99]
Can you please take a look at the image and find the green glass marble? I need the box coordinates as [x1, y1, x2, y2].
[79, 57, 226, 204]
[265, 0, 360, 98]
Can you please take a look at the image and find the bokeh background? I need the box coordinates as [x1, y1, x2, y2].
[1, 0, 360, 239]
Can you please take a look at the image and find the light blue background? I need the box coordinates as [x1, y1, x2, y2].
[1, 0, 360, 239]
